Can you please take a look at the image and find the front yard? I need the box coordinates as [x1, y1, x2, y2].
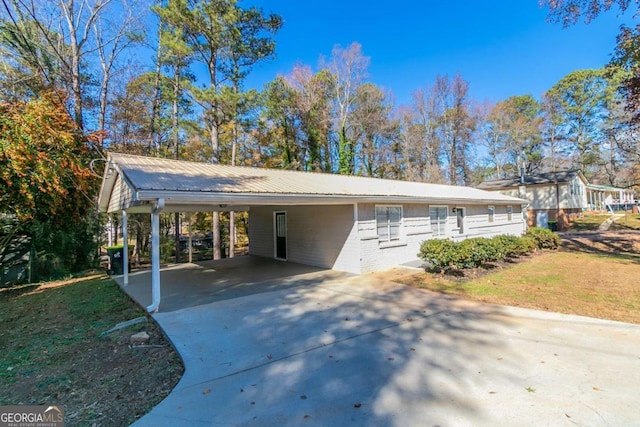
[398, 231, 640, 324]
[0, 275, 183, 426]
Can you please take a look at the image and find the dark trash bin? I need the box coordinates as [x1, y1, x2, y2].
[106, 246, 128, 275]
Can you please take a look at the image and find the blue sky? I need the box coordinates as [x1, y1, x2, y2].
[241, 0, 632, 105]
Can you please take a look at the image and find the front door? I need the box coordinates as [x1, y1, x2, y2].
[275, 211, 287, 260]
[456, 207, 465, 234]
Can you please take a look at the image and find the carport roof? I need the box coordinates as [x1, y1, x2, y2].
[98, 152, 526, 213]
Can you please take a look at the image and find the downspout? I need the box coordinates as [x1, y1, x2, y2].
[147, 199, 165, 313]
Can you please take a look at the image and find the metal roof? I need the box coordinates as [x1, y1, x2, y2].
[98, 153, 526, 213]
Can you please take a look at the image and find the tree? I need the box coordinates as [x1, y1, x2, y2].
[545, 69, 612, 176]
[322, 42, 370, 175]
[541, 91, 567, 172]
[156, 0, 280, 259]
[0, 0, 150, 134]
[0, 94, 99, 280]
[93, 0, 145, 148]
[0, 18, 67, 101]
[542, 0, 640, 133]
[108, 71, 172, 153]
[541, 0, 638, 26]
[484, 95, 544, 177]
[221, 5, 280, 258]
[435, 74, 476, 185]
[351, 83, 400, 178]
[399, 87, 445, 183]
[286, 66, 334, 172]
[263, 75, 302, 168]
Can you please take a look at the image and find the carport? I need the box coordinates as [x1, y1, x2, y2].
[98, 152, 524, 313]
[97, 152, 366, 313]
[115, 256, 351, 313]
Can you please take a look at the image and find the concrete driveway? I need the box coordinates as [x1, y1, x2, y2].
[117, 257, 640, 426]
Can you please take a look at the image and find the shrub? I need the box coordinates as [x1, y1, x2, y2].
[456, 237, 500, 268]
[492, 234, 532, 258]
[526, 227, 561, 250]
[418, 239, 457, 271]
[519, 236, 539, 253]
[419, 233, 542, 273]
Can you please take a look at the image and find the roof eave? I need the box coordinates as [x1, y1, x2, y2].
[134, 190, 526, 207]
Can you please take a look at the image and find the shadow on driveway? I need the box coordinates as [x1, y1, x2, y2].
[127, 264, 640, 427]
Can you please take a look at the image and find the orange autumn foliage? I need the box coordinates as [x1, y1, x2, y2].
[0, 94, 97, 223]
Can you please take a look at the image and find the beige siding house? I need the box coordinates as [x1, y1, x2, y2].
[477, 170, 636, 230]
[477, 170, 588, 230]
[98, 153, 526, 310]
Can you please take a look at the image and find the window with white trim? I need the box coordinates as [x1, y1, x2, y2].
[507, 205, 513, 221]
[488, 205, 495, 223]
[376, 206, 402, 243]
[429, 206, 448, 237]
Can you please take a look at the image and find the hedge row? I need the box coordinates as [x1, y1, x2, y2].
[418, 227, 561, 272]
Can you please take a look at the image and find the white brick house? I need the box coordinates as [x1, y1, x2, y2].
[98, 153, 525, 310]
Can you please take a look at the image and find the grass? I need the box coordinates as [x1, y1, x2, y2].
[569, 211, 640, 232]
[0, 275, 139, 381]
[400, 250, 640, 324]
[610, 211, 640, 230]
[0, 274, 183, 425]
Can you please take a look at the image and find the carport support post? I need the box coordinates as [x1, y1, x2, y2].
[147, 199, 164, 313]
[122, 210, 128, 286]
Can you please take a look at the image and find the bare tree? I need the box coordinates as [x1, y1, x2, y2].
[93, 0, 146, 147]
[1, 0, 148, 134]
[321, 42, 370, 174]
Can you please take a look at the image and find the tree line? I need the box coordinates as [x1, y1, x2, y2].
[1, 0, 639, 281]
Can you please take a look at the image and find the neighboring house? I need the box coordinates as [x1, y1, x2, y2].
[476, 170, 635, 229]
[586, 183, 636, 212]
[98, 153, 526, 311]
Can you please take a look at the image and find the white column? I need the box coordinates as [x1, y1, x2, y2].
[122, 210, 128, 286]
[187, 213, 193, 264]
[147, 199, 164, 313]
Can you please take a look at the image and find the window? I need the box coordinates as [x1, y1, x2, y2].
[488, 206, 495, 223]
[506, 206, 513, 221]
[429, 206, 448, 237]
[376, 206, 402, 243]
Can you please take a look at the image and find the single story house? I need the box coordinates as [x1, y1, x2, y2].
[98, 153, 526, 311]
[476, 170, 635, 229]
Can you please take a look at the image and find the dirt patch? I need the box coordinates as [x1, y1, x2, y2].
[0, 275, 184, 426]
